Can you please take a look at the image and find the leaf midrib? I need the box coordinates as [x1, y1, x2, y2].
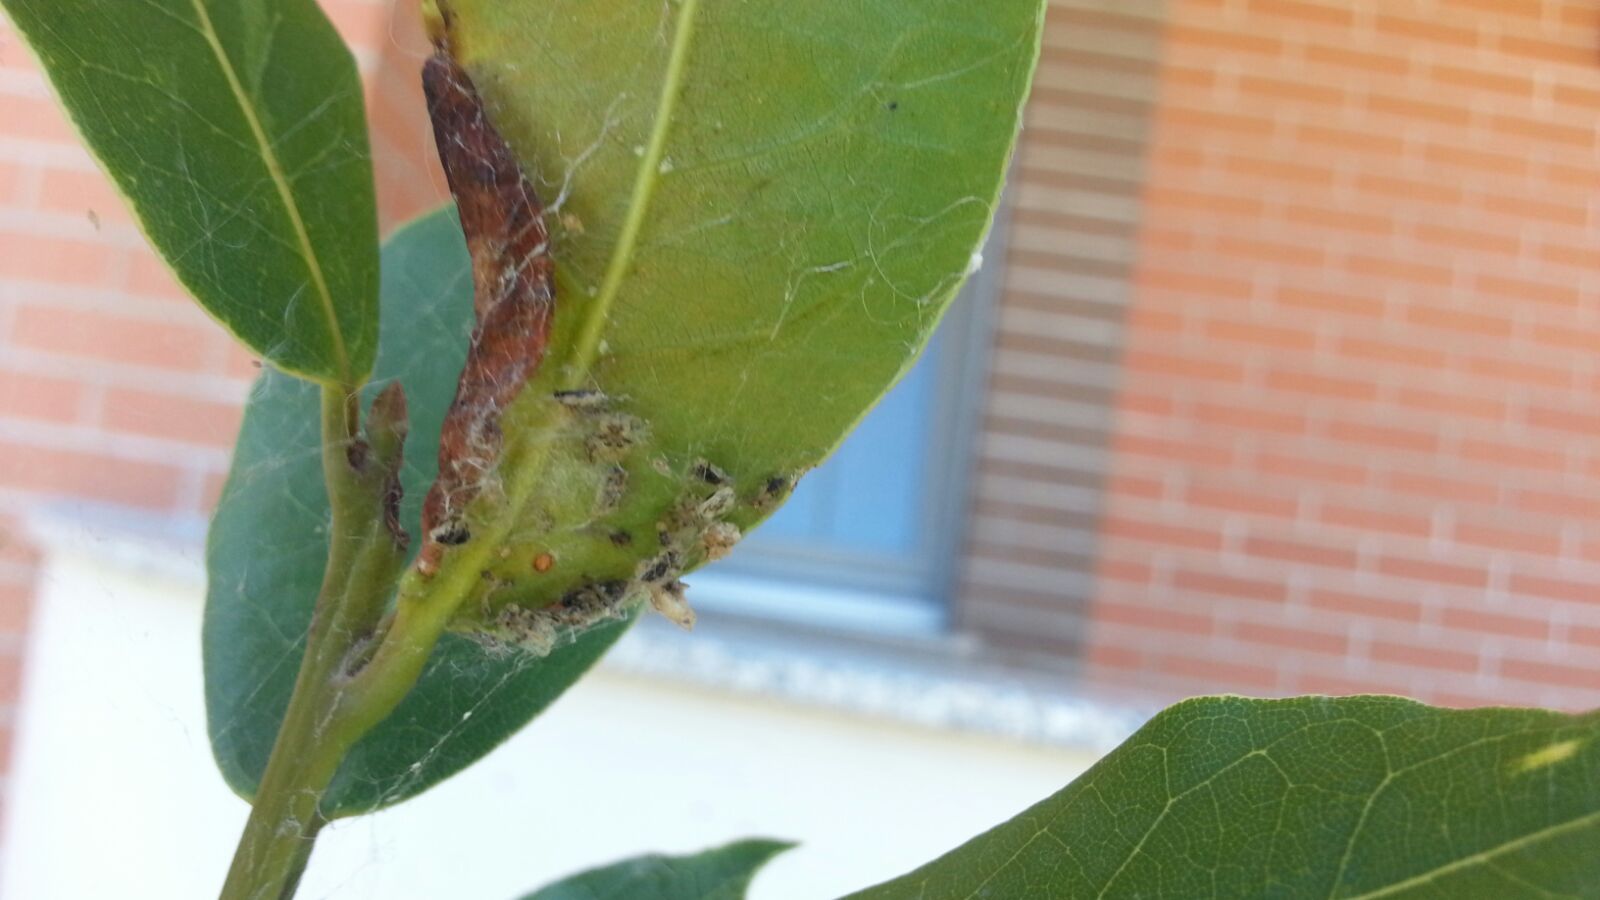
[186, 0, 352, 383]
[1344, 808, 1600, 900]
[560, 0, 702, 388]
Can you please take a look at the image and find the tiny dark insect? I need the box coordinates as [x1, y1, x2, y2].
[691, 459, 729, 486]
[430, 521, 472, 546]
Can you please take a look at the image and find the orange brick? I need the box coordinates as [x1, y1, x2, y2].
[1234, 620, 1348, 655]
[1463, 354, 1572, 390]
[1377, 555, 1487, 588]
[1365, 92, 1475, 128]
[1264, 369, 1379, 402]
[1194, 402, 1306, 436]
[1138, 268, 1255, 303]
[1428, 63, 1535, 98]
[1125, 349, 1247, 384]
[1459, 437, 1567, 472]
[1497, 32, 1598, 68]
[1187, 483, 1298, 518]
[1552, 82, 1600, 110]
[1347, 253, 1456, 287]
[1099, 558, 1154, 585]
[1167, 24, 1285, 58]
[1245, 535, 1358, 569]
[1281, 203, 1394, 235]
[1173, 568, 1286, 604]
[1408, 304, 1504, 339]
[0, 94, 78, 143]
[1104, 517, 1225, 552]
[1476, 272, 1582, 309]
[1476, 190, 1590, 227]
[1309, 588, 1422, 623]
[0, 368, 85, 424]
[1258, 451, 1368, 486]
[1274, 285, 1385, 318]
[1247, 0, 1355, 26]
[1391, 386, 1504, 421]
[1411, 222, 1521, 256]
[101, 388, 242, 448]
[1374, 14, 1483, 50]
[1224, 154, 1336, 188]
[10, 306, 214, 372]
[1488, 113, 1594, 151]
[1514, 489, 1600, 520]
[1327, 421, 1438, 454]
[1321, 502, 1432, 538]
[36, 167, 130, 225]
[1211, 235, 1325, 268]
[1529, 405, 1600, 435]
[1097, 602, 1213, 636]
[1509, 573, 1594, 604]
[1115, 433, 1234, 467]
[1158, 653, 1279, 690]
[0, 440, 183, 508]
[1453, 521, 1562, 557]
[1237, 73, 1347, 107]
[1441, 607, 1549, 641]
[1353, 173, 1463, 207]
[1203, 317, 1318, 352]
[1386, 470, 1500, 504]
[1338, 336, 1447, 369]
[1372, 639, 1482, 674]
[1300, 124, 1411, 161]
[1501, 657, 1598, 689]
[0, 231, 119, 288]
[1086, 643, 1143, 672]
[1302, 42, 1412, 77]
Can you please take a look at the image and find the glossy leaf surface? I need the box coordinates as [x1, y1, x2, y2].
[851, 696, 1600, 899]
[0, 0, 378, 383]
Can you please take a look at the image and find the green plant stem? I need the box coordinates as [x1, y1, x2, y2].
[219, 385, 400, 900]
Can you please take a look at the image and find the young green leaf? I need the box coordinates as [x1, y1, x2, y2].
[849, 696, 1600, 899]
[204, 210, 626, 815]
[0, 0, 378, 384]
[518, 839, 793, 900]
[415, 0, 1047, 642]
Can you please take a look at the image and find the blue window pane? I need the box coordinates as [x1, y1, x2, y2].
[714, 330, 946, 593]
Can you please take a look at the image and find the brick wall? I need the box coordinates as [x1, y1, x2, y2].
[1083, 0, 1600, 709]
[0, 0, 440, 828]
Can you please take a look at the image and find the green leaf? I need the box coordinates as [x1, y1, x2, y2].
[519, 839, 793, 900]
[204, 209, 627, 815]
[420, 0, 1047, 637]
[0, 0, 377, 384]
[849, 696, 1600, 899]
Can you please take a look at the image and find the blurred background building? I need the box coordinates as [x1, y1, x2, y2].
[1, 0, 1598, 896]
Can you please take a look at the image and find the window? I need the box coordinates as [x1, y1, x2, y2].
[689, 265, 996, 637]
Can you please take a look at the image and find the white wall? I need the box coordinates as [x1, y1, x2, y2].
[2, 540, 1099, 900]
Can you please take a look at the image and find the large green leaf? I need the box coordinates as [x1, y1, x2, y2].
[0, 0, 377, 383]
[519, 839, 793, 900]
[410, 0, 1046, 637]
[851, 696, 1600, 899]
[205, 209, 628, 815]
